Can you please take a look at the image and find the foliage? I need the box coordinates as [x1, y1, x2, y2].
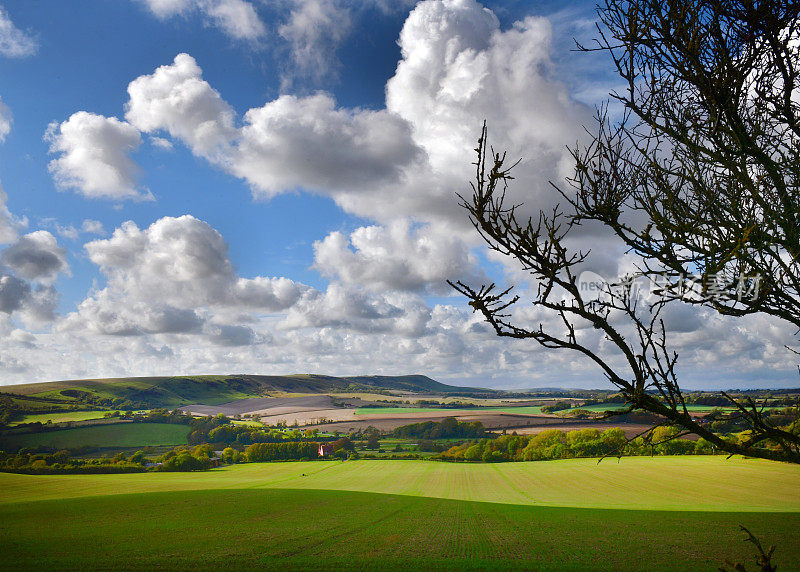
[392, 417, 485, 440]
[437, 427, 709, 463]
[245, 441, 320, 462]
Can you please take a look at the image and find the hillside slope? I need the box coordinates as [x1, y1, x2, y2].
[1, 374, 496, 409]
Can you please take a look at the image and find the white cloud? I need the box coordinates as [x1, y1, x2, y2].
[281, 284, 429, 337]
[139, 0, 192, 18]
[125, 53, 236, 161]
[278, 0, 352, 87]
[63, 215, 308, 340]
[201, 0, 265, 41]
[313, 221, 486, 294]
[232, 93, 421, 196]
[0, 96, 11, 142]
[0, 6, 37, 58]
[139, 0, 266, 41]
[128, 0, 585, 226]
[0, 231, 69, 283]
[81, 219, 106, 236]
[150, 136, 174, 150]
[45, 112, 148, 201]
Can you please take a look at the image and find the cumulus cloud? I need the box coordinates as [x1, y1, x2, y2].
[45, 112, 148, 201]
[0, 231, 69, 283]
[0, 97, 11, 142]
[125, 53, 236, 160]
[231, 93, 421, 196]
[278, 0, 352, 87]
[0, 7, 37, 57]
[63, 215, 308, 341]
[282, 284, 428, 336]
[128, 0, 585, 225]
[139, 0, 266, 41]
[313, 221, 486, 294]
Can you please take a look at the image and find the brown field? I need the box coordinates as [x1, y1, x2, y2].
[179, 395, 335, 417]
[179, 395, 663, 438]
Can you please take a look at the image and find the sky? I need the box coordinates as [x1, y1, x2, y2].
[0, 0, 796, 390]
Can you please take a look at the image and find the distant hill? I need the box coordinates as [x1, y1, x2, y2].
[0, 374, 497, 409]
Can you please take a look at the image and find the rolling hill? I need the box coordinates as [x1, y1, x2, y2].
[0, 374, 497, 410]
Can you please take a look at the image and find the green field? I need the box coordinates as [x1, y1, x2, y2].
[356, 405, 546, 415]
[0, 422, 189, 449]
[574, 403, 727, 413]
[2, 456, 798, 511]
[8, 410, 112, 426]
[1, 457, 798, 570]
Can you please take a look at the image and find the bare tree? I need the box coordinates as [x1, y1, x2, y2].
[566, 0, 800, 329]
[449, 0, 800, 463]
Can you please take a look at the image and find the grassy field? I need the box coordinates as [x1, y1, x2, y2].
[2, 456, 798, 511]
[0, 457, 798, 570]
[356, 405, 547, 415]
[0, 422, 189, 449]
[574, 403, 727, 413]
[2, 489, 798, 571]
[8, 410, 112, 426]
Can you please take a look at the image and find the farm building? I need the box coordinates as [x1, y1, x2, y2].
[318, 444, 334, 457]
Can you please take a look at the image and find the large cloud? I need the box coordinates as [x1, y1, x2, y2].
[45, 112, 147, 201]
[129, 0, 582, 222]
[125, 53, 237, 160]
[0, 6, 37, 58]
[63, 0, 587, 218]
[62, 215, 308, 341]
[139, 0, 266, 41]
[231, 93, 421, 196]
[313, 221, 486, 294]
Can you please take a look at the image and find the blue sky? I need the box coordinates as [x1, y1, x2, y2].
[0, 0, 795, 389]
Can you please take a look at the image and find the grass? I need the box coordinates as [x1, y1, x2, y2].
[1, 489, 798, 571]
[229, 419, 265, 427]
[0, 457, 799, 570]
[8, 410, 112, 426]
[0, 423, 189, 449]
[355, 405, 546, 415]
[574, 403, 728, 413]
[2, 456, 798, 512]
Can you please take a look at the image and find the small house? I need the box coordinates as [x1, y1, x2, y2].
[318, 443, 334, 457]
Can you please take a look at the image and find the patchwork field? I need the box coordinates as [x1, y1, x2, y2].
[0, 422, 189, 449]
[1, 457, 798, 570]
[8, 410, 111, 426]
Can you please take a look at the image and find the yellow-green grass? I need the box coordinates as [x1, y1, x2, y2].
[229, 419, 265, 427]
[1, 458, 800, 570]
[0, 423, 189, 449]
[575, 403, 730, 413]
[356, 405, 546, 415]
[8, 410, 111, 426]
[2, 456, 798, 512]
[2, 489, 798, 571]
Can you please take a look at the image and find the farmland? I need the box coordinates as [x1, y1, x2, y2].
[8, 410, 111, 426]
[0, 457, 798, 570]
[0, 423, 189, 450]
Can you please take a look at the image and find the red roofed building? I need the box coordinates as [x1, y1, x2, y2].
[318, 443, 334, 457]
